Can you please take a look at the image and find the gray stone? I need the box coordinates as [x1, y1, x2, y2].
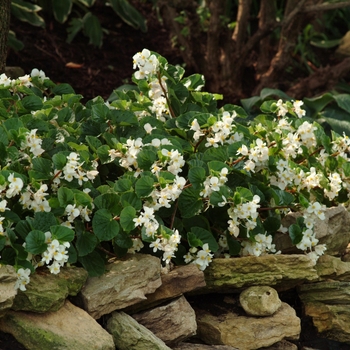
[132, 295, 197, 346]
[204, 254, 318, 293]
[298, 281, 350, 343]
[126, 264, 206, 313]
[106, 311, 172, 350]
[174, 344, 238, 350]
[79, 253, 162, 319]
[0, 300, 114, 350]
[315, 254, 350, 281]
[196, 302, 300, 350]
[239, 286, 282, 316]
[0, 265, 17, 317]
[260, 339, 298, 349]
[12, 266, 88, 313]
[275, 206, 350, 256]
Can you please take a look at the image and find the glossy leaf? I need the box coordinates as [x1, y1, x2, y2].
[92, 209, 120, 241]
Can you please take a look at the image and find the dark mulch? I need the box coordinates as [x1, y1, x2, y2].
[6, 1, 182, 102]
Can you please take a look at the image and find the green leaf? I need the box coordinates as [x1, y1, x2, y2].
[92, 209, 120, 241]
[120, 206, 136, 232]
[187, 232, 203, 248]
[188, 167, 206, 189]
[226, 233, 241, 256]
[15, 220, 32, 240]
[79, 251, 105, 276]
[190, 226, 219, 252]
[11, 0, 45, 27]
[85, 135, 102, 152]
[0, 235, 6, 251]
[91, 103, 110, 122]
[114, 178, 133, 192]
[25, 230, 47, 254]
[67, 244, 77, 264]
[52, 0, 72, 23]
[120, 192, 142, 210]
[260, 88, 291, 101]
[21, 95, 43, 111]
[333, 94, 350, 114]
[50, 225, 74, 242]
[83, 12, 103, 47]
[114, 231, 133, 249]
[52, 84, 75, 95]
[67, 18, 84, 44]
[110, 109, 138, 126]
[94, 193, 121, 214]
[109, 0, 147, 32]
[310, 38, 341, 49]
[58, 187, 74, 206]
[235, 187, 253, 202]
[135, 176, 154, 197]
[203, 146, 228, 163]
[76, 231, 98, 257]
[289, 224, 303, 245]
[31, 157, 52, 177]
[32, 212, 58, 232]
[137, 148, 157, 170]
[263, 216, 281, 233]
[178, 187, 203, 218]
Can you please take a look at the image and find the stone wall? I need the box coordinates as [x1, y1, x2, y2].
[1, 206, 350, 349]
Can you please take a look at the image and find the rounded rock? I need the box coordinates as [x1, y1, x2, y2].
[239, 286, 282, 316]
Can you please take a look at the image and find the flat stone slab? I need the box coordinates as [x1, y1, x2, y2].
[204, 254, 318, 292]
[0, 300, 114, 350]
[106, 311, 172, 350]
[79, 253, 162, 319]
[196, 302, 300, 350]
[12, 266, 88, 313]
[0, 265, 17, 317]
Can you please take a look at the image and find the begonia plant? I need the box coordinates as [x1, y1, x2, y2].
[1, 49, 349, 291]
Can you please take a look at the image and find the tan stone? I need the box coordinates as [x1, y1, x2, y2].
[204, 254, 318, 293]
[336, 31, 350, 56]
[127, 264, 206, 312]
[196, 302, 300, 350]
[79, 253, 162, 319]
[315, 254, 350, 281]
[174, 344, 238, 350]
[275, 206, 350, 256]
[12, 266, 88, 313]
[0, 300, 114, 350]
[0, 265, 17, 317]
[298, 281, 350, 343]
[132, 295, 197, 346]
[106, 311, 172, 350]
[260, 339, 298, 350]
[239, 286, 281, 316]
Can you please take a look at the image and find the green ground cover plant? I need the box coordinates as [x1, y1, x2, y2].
[1, 49, 350, 291]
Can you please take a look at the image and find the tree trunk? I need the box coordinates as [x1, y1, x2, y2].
[0, 0, 11, 73]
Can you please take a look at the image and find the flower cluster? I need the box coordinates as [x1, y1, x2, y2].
[22, 129, 45, 157]
[183, 243, 214, 271]
[15, 268, 31, 291]
[237, 139, 269, 173]
[40, 234, 70, 275]
[200, 168, 229, 198]
[190, 111, 244, 147]
[20, 184, 51, 212]
[149, 229, 181, 266]
[241, 234, 278, 256]
[133, 49, 169, 119]
[227, 195, 261, 237]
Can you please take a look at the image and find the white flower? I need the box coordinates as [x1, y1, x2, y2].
[6, 173, 24, 198]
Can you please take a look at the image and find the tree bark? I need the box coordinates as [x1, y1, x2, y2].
[0, 0, 11, 73]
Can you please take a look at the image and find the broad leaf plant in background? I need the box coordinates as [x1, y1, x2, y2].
[1, 49, 350, 291]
